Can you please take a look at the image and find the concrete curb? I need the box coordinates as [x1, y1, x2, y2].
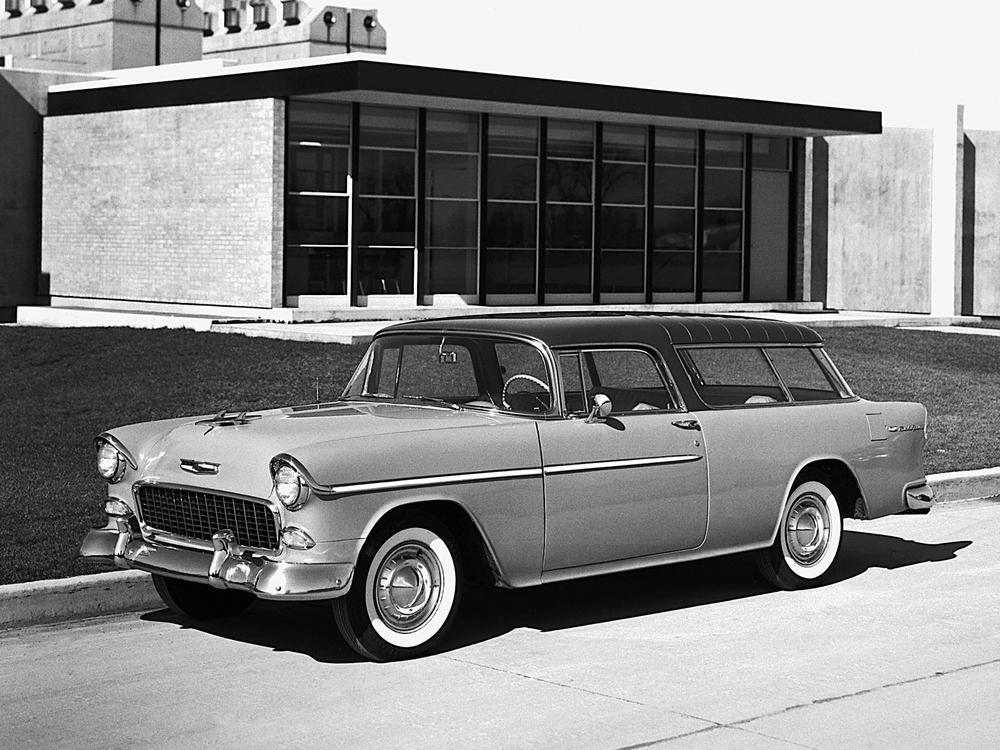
[3, 468, 1000, 632]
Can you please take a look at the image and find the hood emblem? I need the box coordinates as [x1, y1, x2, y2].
[180, 459, 220, 475]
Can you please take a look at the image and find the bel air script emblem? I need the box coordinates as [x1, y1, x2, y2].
[180, 459, 221, 475]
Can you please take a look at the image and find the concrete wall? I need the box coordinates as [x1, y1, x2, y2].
[965, 129, 1000, 317]
[42, 99, 285, 308]
[824, 128, 933, 313]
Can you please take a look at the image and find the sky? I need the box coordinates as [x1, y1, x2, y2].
[367, 0, 1000, 129]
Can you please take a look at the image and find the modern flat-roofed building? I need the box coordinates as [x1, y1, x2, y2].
[38, 55, 879, 314]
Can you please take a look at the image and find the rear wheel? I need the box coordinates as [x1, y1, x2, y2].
[755, 478, 843, 590]
[152, 574, 255, 620]
[333, 513, 462, 661]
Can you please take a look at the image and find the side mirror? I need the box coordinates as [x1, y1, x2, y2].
[585, 393, 612, 423]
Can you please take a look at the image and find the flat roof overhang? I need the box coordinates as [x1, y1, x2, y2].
[47, 56, 880, 137]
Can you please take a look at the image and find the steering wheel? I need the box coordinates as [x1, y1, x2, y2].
[502, 374, 550, 411]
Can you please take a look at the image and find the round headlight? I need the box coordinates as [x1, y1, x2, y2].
[273, 463, 305, 509]
[96, 440, 126, 483]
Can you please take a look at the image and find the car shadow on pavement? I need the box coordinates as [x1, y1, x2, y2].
[140, 529, 970, 662]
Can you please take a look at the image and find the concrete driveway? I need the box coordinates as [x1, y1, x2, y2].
[3, 499, 998, 750]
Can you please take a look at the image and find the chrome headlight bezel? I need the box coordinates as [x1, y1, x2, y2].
[96, 438, 127, 484]
[270, 459, 307, 510]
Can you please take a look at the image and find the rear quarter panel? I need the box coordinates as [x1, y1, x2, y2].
[696, 398, 927, 552]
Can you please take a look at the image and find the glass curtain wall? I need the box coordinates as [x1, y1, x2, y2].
[545, 120, 594, 302]
[284, 101, 351, 299]
[651, 129, 698, 301]
[599, 125, 647, 302]
[423, 111, 480, 301]
[484, 116, 539, 303]
[356, 106, 417, 297]
[702, 132, 745, 300]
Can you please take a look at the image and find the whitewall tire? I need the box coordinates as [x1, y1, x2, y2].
[333, 512, 462, 661]
[756, 478, 843, 590]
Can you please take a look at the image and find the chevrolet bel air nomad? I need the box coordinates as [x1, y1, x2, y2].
[81, 314, 935, 661]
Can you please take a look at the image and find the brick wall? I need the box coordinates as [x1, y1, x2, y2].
[42, 98, 285, 308]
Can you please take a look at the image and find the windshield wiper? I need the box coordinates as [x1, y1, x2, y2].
[400, 394, 463, 410]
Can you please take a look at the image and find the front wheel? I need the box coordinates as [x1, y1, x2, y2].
[755, 478, 843, 590]
[333, 513, 462, 661]
[152, 574, 255, 620]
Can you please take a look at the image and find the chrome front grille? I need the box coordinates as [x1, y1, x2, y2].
[135, 484, 279, 551]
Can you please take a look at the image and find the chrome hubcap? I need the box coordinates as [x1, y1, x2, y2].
[374, 543, 442, 633]
[784, 495, 830, 566]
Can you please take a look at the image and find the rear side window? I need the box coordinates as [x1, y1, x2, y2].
[679, 345, 849, 407]
[679, 347, 788, 406]
[765, 347, 846, 401]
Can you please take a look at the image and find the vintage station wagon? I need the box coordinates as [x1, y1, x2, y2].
[81, 313, 934, 660]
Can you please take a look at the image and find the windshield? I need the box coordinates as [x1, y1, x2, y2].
[342, 334, 553, 414]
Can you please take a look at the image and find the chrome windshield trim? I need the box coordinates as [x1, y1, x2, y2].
[313, 467, 543, 498]
[544, 455, 703, 475]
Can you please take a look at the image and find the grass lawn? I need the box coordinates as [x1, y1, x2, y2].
[1, 324, 998, 586]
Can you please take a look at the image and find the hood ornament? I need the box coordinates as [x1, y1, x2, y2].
[195, 410, 261, 435]
[180, 459, 221, 475]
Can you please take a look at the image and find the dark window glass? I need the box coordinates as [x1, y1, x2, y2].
[426, 248, 476, 294]
[359, 106, 417, 149]
[427, 153, 478, 199]
[705, 133, 744, 168]
[602, 163, 645, 205]
[489, 116, 538, 156]
[287, 101, 350, 146]
[544, 249, 591, 293]
[284, 247, 347, 296]
[603, 124, 645, 163]
[702, 250, 742, 292]
[651, 249, 694, 293]
[558, 353, 586, 413]
[356, 247, 414, 295]
[583, 349, 673, 412]
[601, 206, 644, 249]
[655, 128, 697, 166]
[488, 156, 537, 201]
[599, 250, 644, 293]
[426, 111, 479, 153]
[547, 120, 593, 159]
[753, 136, 790, 171]
[285, 195, 348, 245]
[356, 198, 415, 246]
[359, 150, 415, 196]
[654, 165, 696, 207]
[288, 144, 348, 194]
[547, 159, 592, 203]
[427, 201, 478, 248]
[546, 204, 592, 248]
[487, 203, 536, 248]
[484, 249, 536, 294]
[653, 207, 694, 251]
[703, 168, 743, 208]
[702, 209, 742, 255]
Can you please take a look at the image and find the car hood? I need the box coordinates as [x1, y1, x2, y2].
[107, 401, 532, 499]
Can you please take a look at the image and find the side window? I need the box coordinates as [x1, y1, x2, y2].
[680, 346, 788, 406]
[496, 342, 552, 413]
[558, 353, 586, 414]
[578, 349, 675, 413]
[765, 347, 846, 401]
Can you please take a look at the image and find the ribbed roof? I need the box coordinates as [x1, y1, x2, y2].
[384, 313, 823, 348]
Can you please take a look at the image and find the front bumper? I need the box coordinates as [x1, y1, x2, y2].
[80, 518, 354, 600]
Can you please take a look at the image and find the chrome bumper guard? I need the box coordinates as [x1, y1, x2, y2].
[904, 482, 936, 513]
[80, 517, 354, 600]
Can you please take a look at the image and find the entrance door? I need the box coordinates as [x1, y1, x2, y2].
[749, 170, 791, 301]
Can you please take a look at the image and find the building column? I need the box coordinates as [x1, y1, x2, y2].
[929, 104, 964, 316]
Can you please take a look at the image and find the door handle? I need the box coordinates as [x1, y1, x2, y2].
[671, 419, 701, 431]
